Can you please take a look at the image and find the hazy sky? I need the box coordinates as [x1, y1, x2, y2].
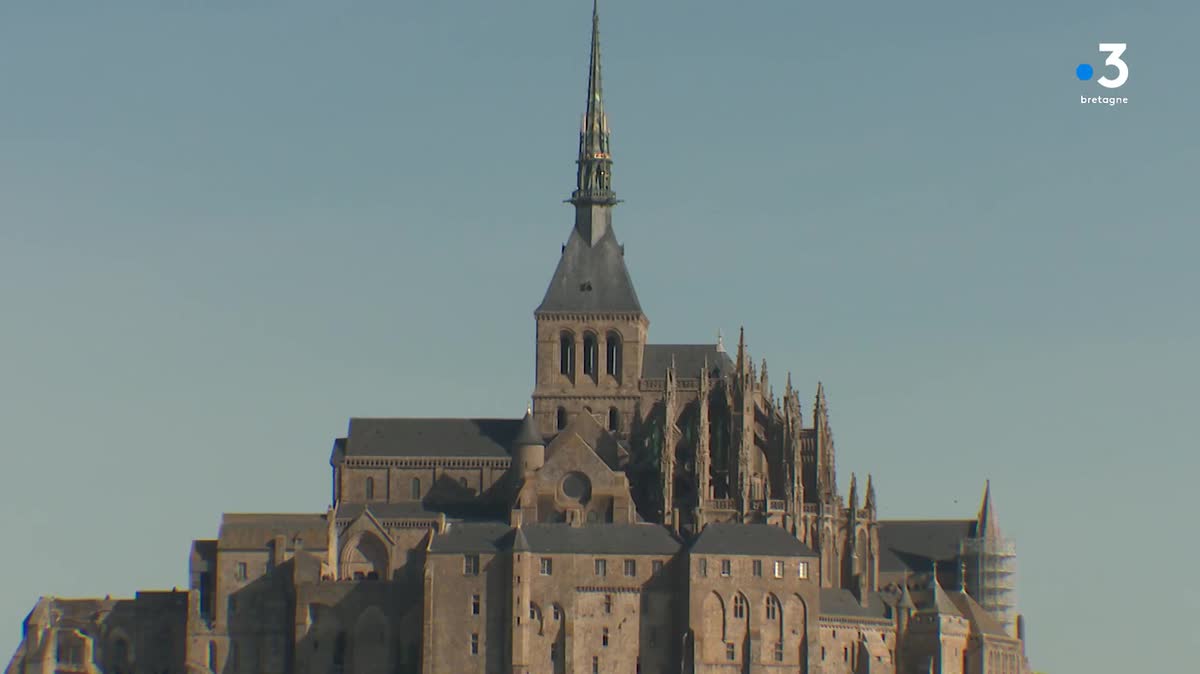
[2, 0, 1196, 670]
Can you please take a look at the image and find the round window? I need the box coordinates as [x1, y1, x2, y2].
[561, 472, 592, 502]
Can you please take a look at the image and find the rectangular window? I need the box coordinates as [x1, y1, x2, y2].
[652, 560, 664, 574]
[602, 627, 609, 647]
[699, 558, 708, 577]
[553, 605, 562, 620]
[725, 643, 735, 661]
[235, 562, 247, 581]
[797, 561, 809, 579]
[470, 633, 479, 655]
[540, 558, 553, 575]
[774, 560, 784, 578]
[595, 558, 607, 576]
[592, 656, 599, 674]
[774, 642, 784, 662]
[624, 559, 636, 577]
[752, 560, 763, 577]
[471, 594, 480, 615]
[720, 559, 731, 576]
[604, 594, 612, 614]
[464, 554, 480, 576]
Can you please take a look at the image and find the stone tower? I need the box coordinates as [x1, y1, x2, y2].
[532, 0, 648, 438]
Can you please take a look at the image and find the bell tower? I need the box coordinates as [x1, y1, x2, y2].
[533, 0, 647, 438]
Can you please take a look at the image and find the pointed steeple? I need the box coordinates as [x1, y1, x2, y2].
[570, 0, 618, 210]
[976, 480, 1001, 539]
[848, 473, 859, 510]
[865, 474, 876, 511]
[924, 573, 962, 616]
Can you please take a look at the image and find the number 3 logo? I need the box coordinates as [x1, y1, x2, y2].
[1097, 43, 1129, 89]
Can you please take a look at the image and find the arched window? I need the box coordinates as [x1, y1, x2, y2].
[559, 332, 575, 376]
[365, 477, 375, 500]
[765, 594, 781, 620]
[556, 407, 568, 430]
[608, 407, 620, 431]
[734, 594, 748, 619]
[583, 333, 598, 376]
[605, 332, 622, 377]
[410, 478, 421, 500]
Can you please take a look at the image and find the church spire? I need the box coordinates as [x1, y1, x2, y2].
[570, 0, 617, 210]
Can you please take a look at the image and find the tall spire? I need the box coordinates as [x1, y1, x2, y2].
[570, 0, 617, 210]
[976, 480, 1002, 539]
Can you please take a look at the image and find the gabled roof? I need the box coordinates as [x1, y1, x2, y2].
[689, 523, 817, 557]
[217, 513, 331, 550]
[427, 521, 514, 554]
[947, 591, 1010, 637]
[536, 228, 642, 314]
[818, 588, 891, 620]
[521, 523, 680, 555]
[642, 344, 735, 380]
[877, 519, 974, 573]
[343, 418, 522, 458]
[336, 502, 444, 522]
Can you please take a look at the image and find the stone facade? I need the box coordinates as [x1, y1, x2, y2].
[4, 5, 1033, 674]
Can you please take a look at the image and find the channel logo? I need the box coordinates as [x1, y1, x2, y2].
[1077, 43, 1129, 106]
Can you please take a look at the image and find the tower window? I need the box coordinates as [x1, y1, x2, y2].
[556, 407, 568, 430]
[411, 478, 421, 500]
[559, 332, 575, 375]
[365, 477, 375, 500]
[720, 559, 731, 576]
[583, 333, 598, 376]
[608, 407, 620, 431]
[605, 332, 622, 377]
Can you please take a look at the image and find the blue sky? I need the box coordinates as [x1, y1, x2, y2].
[1, 1, 1195, 670]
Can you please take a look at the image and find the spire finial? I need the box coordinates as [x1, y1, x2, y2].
[569, 0, 617, 208]
[716, 329, 725, 353]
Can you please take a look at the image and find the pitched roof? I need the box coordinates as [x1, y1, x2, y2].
[689, 523, 817, 557]
[336, 502, 444, 522]
[818, 588, 891, 620]
[427, 521, 514, 554]
[918, 575, 962, 617]
[216, 513, 330, 550]
[641, 344, 734, 380]
[514, 411, 545, 446]
[344, 418, 522, 458]
[976, 481, 1002, 540]
[520, 523, 681, 555]
[536, 228, 642, 314]
[877, 519, 974, 573]
[947, 591, 1010, 637]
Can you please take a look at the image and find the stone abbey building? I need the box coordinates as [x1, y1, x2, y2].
[6, 4, 1033, 674]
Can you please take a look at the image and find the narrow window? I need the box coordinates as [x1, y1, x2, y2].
[605, 332, 622, 377]
[556, 407, 568, 430]
[720, 559, 731, 576]
[365, 477, 375, 500]
[464, 554, 480, 576]
[636, 656, 641, 674]
[560, 332, 575, 375]
[699, 558, 708, 577]
[411, 477, 421, 500]
[529, 604, 537, 620]
[608, 407, 620, 431]
[844, 646, 849, 662]
[583, 333, 598, 376]
[604, 594, 612, 614]
[595, 559, 607, 576]
[553, 605, 562, 620]
[592, 656, 599, 674]
[753, 560, 763, 577]
[652, 560, 663, 574]
[774, 560, 784, 578]
[734, 595, 747, 619]
[624, 559, 636, 576]
[235, 562, 247, 581]
[540, 558, 553, 575]
[774, 642, 784, 662]
[602, 627, 609, 647]
[766, 595, 780, 620]
[797, 561, 809, 579]
[471, 594, 480, 615]
[208, 641, 217, 671]
[725, 643, 735, 661]
[551, 642, 558, 663]
[470, 633, 479, 655]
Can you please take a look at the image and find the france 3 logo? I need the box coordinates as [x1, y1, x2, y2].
[1077, 43, 1129, 106]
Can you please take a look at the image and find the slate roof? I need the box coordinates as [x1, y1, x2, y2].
[947, 591, 1010, 637]
[818, 588, 891, 620]
[427, 521, 514, 554]
[520, 523, 681, 555]
[537, 228, 643, 314]
[514, 412, 545, 446]
[689, 523, 817, 557]
[343, 418, 523, 458]
[217, 513, 330, 550]
[336, 503, 444, 521]
[642, 344, 734, 380]
[877, 519, 974, 573]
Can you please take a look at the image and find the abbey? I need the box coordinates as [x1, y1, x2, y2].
[6, 4, 1032, 674]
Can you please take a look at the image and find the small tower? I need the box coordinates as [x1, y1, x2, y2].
[513, 407, 546, 475]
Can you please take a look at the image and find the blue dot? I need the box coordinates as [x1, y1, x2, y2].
[1076, 63, 1093, 81]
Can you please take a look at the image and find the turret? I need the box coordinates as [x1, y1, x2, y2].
[513, 407, 546, 474]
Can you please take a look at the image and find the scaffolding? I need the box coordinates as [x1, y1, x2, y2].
[961, 533, 1018, 635]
